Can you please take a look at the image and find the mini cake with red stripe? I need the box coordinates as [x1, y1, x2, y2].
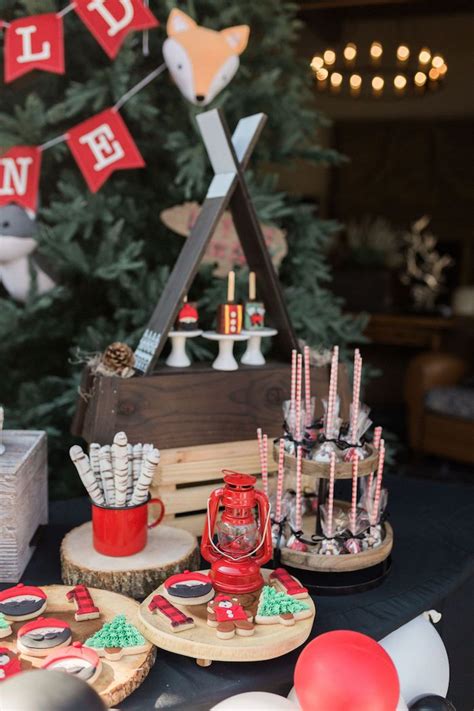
[163, 571, 215, 606]
[17, 617, 72, 657]
[0, 584, 47, 622]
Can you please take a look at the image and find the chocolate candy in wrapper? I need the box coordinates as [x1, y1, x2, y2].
[312, 440, 338, 462]
[361, 524, 383, 550]
[320, 504, 348, 538]
[286, 534, 308, 552]
[345, 537, 362, 554]
[319, 538, 342, 556]
[271, 522, 286, 549]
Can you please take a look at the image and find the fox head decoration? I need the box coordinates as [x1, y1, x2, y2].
[163, 9, 250, 106]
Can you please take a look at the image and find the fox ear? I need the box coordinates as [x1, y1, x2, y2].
[220, 25, 250, 56]
[166, 9, 197, 36]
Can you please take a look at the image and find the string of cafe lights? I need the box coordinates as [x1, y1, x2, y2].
[310, 42, 448, 98]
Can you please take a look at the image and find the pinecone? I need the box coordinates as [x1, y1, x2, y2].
[100, 342, 135, 375]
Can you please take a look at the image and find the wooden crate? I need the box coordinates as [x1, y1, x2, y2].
[150, 438, 276, 537]
[0, 431, 48, 582]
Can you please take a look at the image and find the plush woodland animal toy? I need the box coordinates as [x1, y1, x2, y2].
[163, 9, 249, 106]
[0, 204, 55, 302]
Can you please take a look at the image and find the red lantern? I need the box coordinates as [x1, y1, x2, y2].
[294, 630, 400, 711]
[201, 471, 272, 595]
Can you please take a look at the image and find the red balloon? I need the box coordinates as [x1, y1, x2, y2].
[294, 630, 400, 711]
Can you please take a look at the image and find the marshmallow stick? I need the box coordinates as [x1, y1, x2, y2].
[99, 445, 114, 506]
[350, 349, 362, 445]
[304, 345, 312, 427]
[70, 446, 105, 505]
[327, 451, 336, 538]
[371, 439, 385, 525]
[275, 438, 285, 522]
[325, 346, 339, 440]
[350, 452, 359, 535]
[131, 447, 160, 505]
[261, 433, 268, 496]
[295, 353, 303, 442]
[89, 443, 103, 497]
[295, 445, 303, 532]
[368, 426, 383, 497]
[112, 431, 129, 507]
[126, 444, 134, 503]
[132, 443, 143, 487]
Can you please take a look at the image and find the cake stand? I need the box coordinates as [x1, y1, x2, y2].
[202, 331, 249, 371]
[240, 327, 278, 366]
[166, 330, 203, 368]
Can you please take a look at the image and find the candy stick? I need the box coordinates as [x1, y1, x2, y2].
[261, 433, 268, 496]
[70, 446, 105, 505]
[327, 451, 336, 538]
[99, 445, 114, 506]
[371, 439, 385, 525]
[112, 431, 129, 507]
[132, 443, 143, 487]
[257, 427, 265, 482]
[295, 353, 303, 441]
[350, 451, 359, 534]
[290, 349, 297, 428]
[304, 345, 312, 427]
[227, 270, 235, 302]
[89, 443, 103, 497]
[326, 346, 339, 440]
[131, 447, 160, 505]
[295, 445, 303, 532]
[275, 438, 285, 522]
[126, 443, 134, 502]
[350, 349, 362, 445]
[368, 426, 383, 496]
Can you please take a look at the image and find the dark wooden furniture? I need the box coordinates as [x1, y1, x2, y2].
[364, 314, 457, 351]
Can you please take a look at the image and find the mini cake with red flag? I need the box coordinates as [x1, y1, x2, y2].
[0, 584, 47, 621]
[176, 300, 199, 331]
[41, 641, 101, 684]
[17, 617, 72, 657]
[0, 648, 22, 680]
[164, 571, 214, 605]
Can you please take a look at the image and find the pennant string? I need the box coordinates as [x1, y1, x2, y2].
[113, 62, 166, 111]
[57, 4, 76, 18]
[143, 0, 150, 56]
[39, 134, 69, 152]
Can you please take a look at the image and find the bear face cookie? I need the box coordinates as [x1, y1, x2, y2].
[0, 584, 47, 622]
[17, 617, 72, 657]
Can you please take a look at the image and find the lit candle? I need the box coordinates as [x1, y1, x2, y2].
[372, 75, 384, 97]
[316, 67, 329, 90]
[418, 47, 431, 67]
[349, 74, 362, 97]
[275, 438, 285, 522]
[310, 55, 324, 72]
[350, 349, 362, 446]
[295, 353, 303, 441]
[394, 74, 407, 96]
[327, 451, 336, 538]
[350, 451, 359, 534]
[330, 72, 343, 94]
[343, 42, 357, 66]
[295, 445, 303, 532]
[396, 44, 410, 65]
[371, 438, 385, 525]
[304, 345, 312, 427]
[325, 346, 339, 440]
[323, 49, 336, 66]
[370, 41, 383, 65]
[414, 71, 427, 95]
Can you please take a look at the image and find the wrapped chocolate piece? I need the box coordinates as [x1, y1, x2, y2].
[344, 537, 362, 554]
[244, 271, 265, 330]
[319, 538, 342, 556]
[361, 524, 383, 550]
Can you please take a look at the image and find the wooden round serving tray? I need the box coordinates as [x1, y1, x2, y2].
[1, 585, 155, 708]
[273, 442, 378, 480]
[280, 522, 393, 573]
[137, 569, 315, 667]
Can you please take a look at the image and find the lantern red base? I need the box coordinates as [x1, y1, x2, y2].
[208, 558, 265, 594]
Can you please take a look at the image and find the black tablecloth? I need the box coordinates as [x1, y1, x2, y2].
[8, 474, 474, 711]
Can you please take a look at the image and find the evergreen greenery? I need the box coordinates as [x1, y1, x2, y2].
[85, 614, 145, 649]
[0, 1, 366, 496]
[257, 585, 309, 617]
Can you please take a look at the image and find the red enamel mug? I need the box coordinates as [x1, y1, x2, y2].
[92, 496, 165, 556]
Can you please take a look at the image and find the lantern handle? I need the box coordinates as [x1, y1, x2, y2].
[205, 498, 272, 562]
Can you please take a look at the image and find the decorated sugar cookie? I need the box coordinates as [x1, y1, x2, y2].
[66, 585, 100, 622]
[0, 647, 22, 680]
[148, 595, 195, 633]
[42, 641, 101, 684]
[207, 595, 255, 640]
[0, 584, 47, 621]
[17, 617, 72, 657]
[255, 586, 312, 627]
[163, 571, 214, 606]
[269, 568, 309, 600]
[85, 614, 148, 660]
[0, 613, 12, 639]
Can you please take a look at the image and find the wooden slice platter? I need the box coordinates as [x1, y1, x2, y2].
[137, 569, 315, 667]
[0, 585, 155, 708]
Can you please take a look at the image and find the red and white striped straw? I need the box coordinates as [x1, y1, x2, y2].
[295, 445, 303, 531]
[290, 349, 297, 412]
[350, 349, 362, 445]
[304, 345, 312, 427]
[327, 450, 336, 538]
[295, 353, 303, 441]
[257, 427, 264, 485]
[371, 438, 385, 525]
[325, 346, 339, 439]
[262, 433, 268, 496]
[275, 438, 285, 522]
[350, 451, 359, 534]
[368, 426, 383, 494]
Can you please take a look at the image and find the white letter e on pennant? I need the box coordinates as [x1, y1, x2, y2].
[86, 0, 134, 37]
[79, 123, 125, 172]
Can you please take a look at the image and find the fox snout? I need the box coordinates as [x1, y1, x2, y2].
[163, 9, 249, 106]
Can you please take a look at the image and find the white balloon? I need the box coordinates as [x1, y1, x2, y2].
[287, 686, 301, 709]
[211, 691, 300, 710]
[379, 613, 449, 705]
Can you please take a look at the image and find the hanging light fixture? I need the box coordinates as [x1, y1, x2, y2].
[310, 42, 447, 99]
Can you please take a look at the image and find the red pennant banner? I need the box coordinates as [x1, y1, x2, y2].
[74, 0, 158, 59]
[67, 108, 145, 192]
[0, 147, 42, 212]
[4, 13, 65, 83]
